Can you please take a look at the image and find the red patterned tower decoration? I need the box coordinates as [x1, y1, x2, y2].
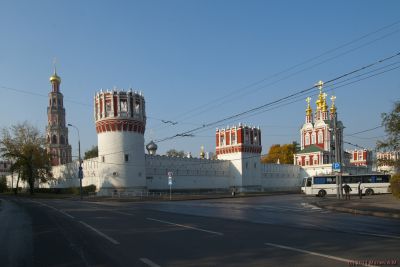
[46, 69, 72, 166]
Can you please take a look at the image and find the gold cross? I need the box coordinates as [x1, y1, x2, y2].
[306, 97, 311, 105]
[330, 95, 336, 104]
[315, 80, 324, 94]
[53, 57, 57, 74]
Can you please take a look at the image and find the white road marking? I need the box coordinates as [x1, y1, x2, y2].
[79, 221, 120, 245]
[264, 242, 378, 267]
[357, 231, 400, 240]
[147, 218, 224, 236]
[29, 200, 75, 219]
[140, 258, 161, 267]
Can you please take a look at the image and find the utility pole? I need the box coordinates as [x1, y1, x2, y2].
[68, 123, 83, 200]
[333, 111, 343, 199]
[333, 113, 340, 200]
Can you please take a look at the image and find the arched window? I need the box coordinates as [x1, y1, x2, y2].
[52, 135, 57, 144]
[60, 135, 65, 145]
[311, 132, 316, 144]
[318, 130, 323, 144]
[305, 133, 310, 145]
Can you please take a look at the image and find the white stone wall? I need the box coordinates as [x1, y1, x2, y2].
[261, 163, 303, 191]
[145, 155, 232, 190]
[217, 152, 243, 187]
[50, 159, 100, 188]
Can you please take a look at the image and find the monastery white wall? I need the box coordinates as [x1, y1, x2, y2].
[98, 131, 146, 190]
[261, 163, 303, 191]
[6, 156, 323, 194]
[145, 155, 232, 190]
[50, 159, 100, 188]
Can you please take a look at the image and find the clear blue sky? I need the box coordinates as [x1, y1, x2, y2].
[0, 0, 399, 159]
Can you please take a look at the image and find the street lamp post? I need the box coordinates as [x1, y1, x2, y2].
[68, 123, 83, 200]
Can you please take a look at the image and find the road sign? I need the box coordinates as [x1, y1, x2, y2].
[167, 172, 173, 200]
[332, 162, 341, 172]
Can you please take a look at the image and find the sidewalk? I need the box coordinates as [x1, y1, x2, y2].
[313, 194, 400, 219]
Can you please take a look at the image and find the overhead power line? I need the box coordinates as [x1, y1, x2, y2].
[154, 51, 400, 143]
[346, 126, 383, 136]
[150, 19, 400, 131]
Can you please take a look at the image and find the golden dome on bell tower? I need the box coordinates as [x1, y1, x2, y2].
[50, 70, 61, 84]
[330, 95, 337, 114]
[306, 97, 312, 116]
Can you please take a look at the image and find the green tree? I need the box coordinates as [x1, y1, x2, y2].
[377, 101, 400, 168]
[0, 122, 52, 195]
[166, 149, 186, 157]
[261, 143, 296, 164]
[84, 145, 98, 160]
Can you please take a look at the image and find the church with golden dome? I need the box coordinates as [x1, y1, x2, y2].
[293, 81, 344, 175]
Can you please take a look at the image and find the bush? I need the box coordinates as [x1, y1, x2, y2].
[35, 184, 96, 195]
[390, 174, 400, 199]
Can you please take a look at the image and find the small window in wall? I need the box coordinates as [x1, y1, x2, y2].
[254, 162, 257, 169]
[120, 99, 128, 113]
[105, 100, 112, 117]
[245, 130, 249, 144]
[231, 132, 236, 145]
[124, 154, 129, 162]
[220, 134, 225, 146]
[52, 135, 57, 144]
[101, 156, 105, 162]
[135, 99, 140, 113]
[245, 162, 248, 169]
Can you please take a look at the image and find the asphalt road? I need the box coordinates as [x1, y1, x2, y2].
[0, 194, 399, 267]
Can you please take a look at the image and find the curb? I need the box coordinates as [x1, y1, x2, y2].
[314, 202, 400, 220]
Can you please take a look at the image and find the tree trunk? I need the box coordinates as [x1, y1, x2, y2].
[29, 175, 34, 195]
[14, 171, 20, 195]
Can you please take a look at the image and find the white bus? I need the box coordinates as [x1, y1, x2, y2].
[301, 174, 391, 197]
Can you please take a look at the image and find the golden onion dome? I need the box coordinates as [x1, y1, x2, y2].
[49, 72, 61, 83]
[306, 97, 312, 116]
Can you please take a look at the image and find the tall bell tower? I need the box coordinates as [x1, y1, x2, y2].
[46, 68, 72, 166]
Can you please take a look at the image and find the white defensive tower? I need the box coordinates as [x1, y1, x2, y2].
[94, 89, 146, 193]
[216, 124, 262, 191]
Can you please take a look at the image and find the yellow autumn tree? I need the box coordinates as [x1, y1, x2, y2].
[261, 143, 297, 164]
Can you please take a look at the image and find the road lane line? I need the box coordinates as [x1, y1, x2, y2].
[264, 242, 378, 267]
[140, 258, 161, 267]
[79, 221, 120, 245]
[29, 200, 75, 219]
[147, 218, 223, 236]
[357, 231, 400, 240]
